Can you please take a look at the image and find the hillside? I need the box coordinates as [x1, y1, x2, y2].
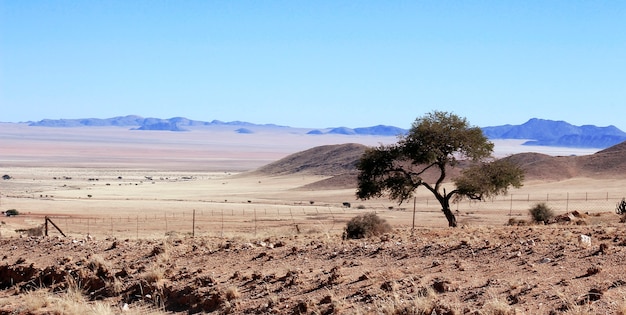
[255, 143, 368, 176]
[254, 141, 626, 190]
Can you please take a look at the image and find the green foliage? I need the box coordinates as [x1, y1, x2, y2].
[528, 203, 554, 223]
[616, 198, 626, 215]
[343, 213, 391, 239]
[356, 110, 525, 227]
[4, 209, 19, 216]
[402, 111, 494, 163]
[454, 159, 525, 201]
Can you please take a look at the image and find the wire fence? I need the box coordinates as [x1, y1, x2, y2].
[44, 206, 354, 239]
[35, 191, 624, 239]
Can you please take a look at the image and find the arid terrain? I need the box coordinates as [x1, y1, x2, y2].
[1, 124, 626, 314]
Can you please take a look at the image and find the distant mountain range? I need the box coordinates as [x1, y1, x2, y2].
[26, 115, 626, 149]
[482, 118, 626, 148]
[27, 115, 280, 130]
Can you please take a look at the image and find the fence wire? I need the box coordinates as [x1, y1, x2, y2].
[40, 191, 625, 239]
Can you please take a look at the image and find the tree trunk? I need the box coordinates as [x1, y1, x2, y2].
[442, 206, 457, 227]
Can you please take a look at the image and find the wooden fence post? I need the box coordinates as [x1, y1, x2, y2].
[45, 216, 66, 237]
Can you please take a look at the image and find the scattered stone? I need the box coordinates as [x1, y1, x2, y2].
[596, 243, 609, 255]
[578, 234, 592, 247]
[432, 278, 457, 293]
[319, 295, 332, 304]
[358, 273, 370, 281]
[586, 265, 602, 276]
[107, 241, 118, 251]
[380, 280, 395, 292]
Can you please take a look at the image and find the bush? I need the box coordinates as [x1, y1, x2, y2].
[343, 212, 392, 239]
[616, 198, 626, 215]
[528, 203, 554, 223]
[4, 209, 19, 216]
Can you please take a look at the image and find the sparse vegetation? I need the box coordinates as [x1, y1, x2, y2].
[343, 212, 391, 239]
[529, 202, 555, 223]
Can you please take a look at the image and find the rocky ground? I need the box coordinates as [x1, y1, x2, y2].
[2, 213, 626, 315]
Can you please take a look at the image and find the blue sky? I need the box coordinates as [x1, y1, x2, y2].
[1, 1, 625, 129]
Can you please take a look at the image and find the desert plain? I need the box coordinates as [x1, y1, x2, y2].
[1, 123, 626, 314]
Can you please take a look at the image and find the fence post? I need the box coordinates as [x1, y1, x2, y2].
[192, 209, 195, 238]
[411, 197, 416, 236]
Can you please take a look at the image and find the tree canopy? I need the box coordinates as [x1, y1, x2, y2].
[356, 111, 524, 227]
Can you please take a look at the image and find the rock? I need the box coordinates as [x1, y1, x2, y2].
[579, 234, 592, 247]
[432, 278, 457, 293]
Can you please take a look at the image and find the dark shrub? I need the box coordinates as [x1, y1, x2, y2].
[4, 209, 19, 216]
[343, 213, 391, 239]
[529, 203, 554, 223]
[616, 198, 626, 215]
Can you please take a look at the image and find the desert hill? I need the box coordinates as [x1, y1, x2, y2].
[255, 143, 368, 176]
[254, 140, 626, 189]
[503, 140, 626, 180]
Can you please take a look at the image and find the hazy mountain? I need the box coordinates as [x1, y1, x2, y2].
[26, 115, 626, 149]
[482, 118, 626, 148]
[308, 125, 407, 136]
[28, 115, 272, 131]
[133, 121, 188, 131]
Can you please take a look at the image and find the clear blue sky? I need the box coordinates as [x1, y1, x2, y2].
[1, 1, 625, 129]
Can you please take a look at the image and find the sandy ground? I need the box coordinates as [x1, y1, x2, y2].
[1, 124, 624, 314]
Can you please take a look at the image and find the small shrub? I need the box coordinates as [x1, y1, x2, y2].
[15, 223, 44, 236]
[225, 286, 241, 301]
[506, 217, 528, 226]
[4, 209, 19, 216]
[617, 198, 626, 214]
[529, 203, 554, 223]
[343, 212, 391, 239]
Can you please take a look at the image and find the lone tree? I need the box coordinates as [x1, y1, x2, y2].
[356, 111, 524, 227]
